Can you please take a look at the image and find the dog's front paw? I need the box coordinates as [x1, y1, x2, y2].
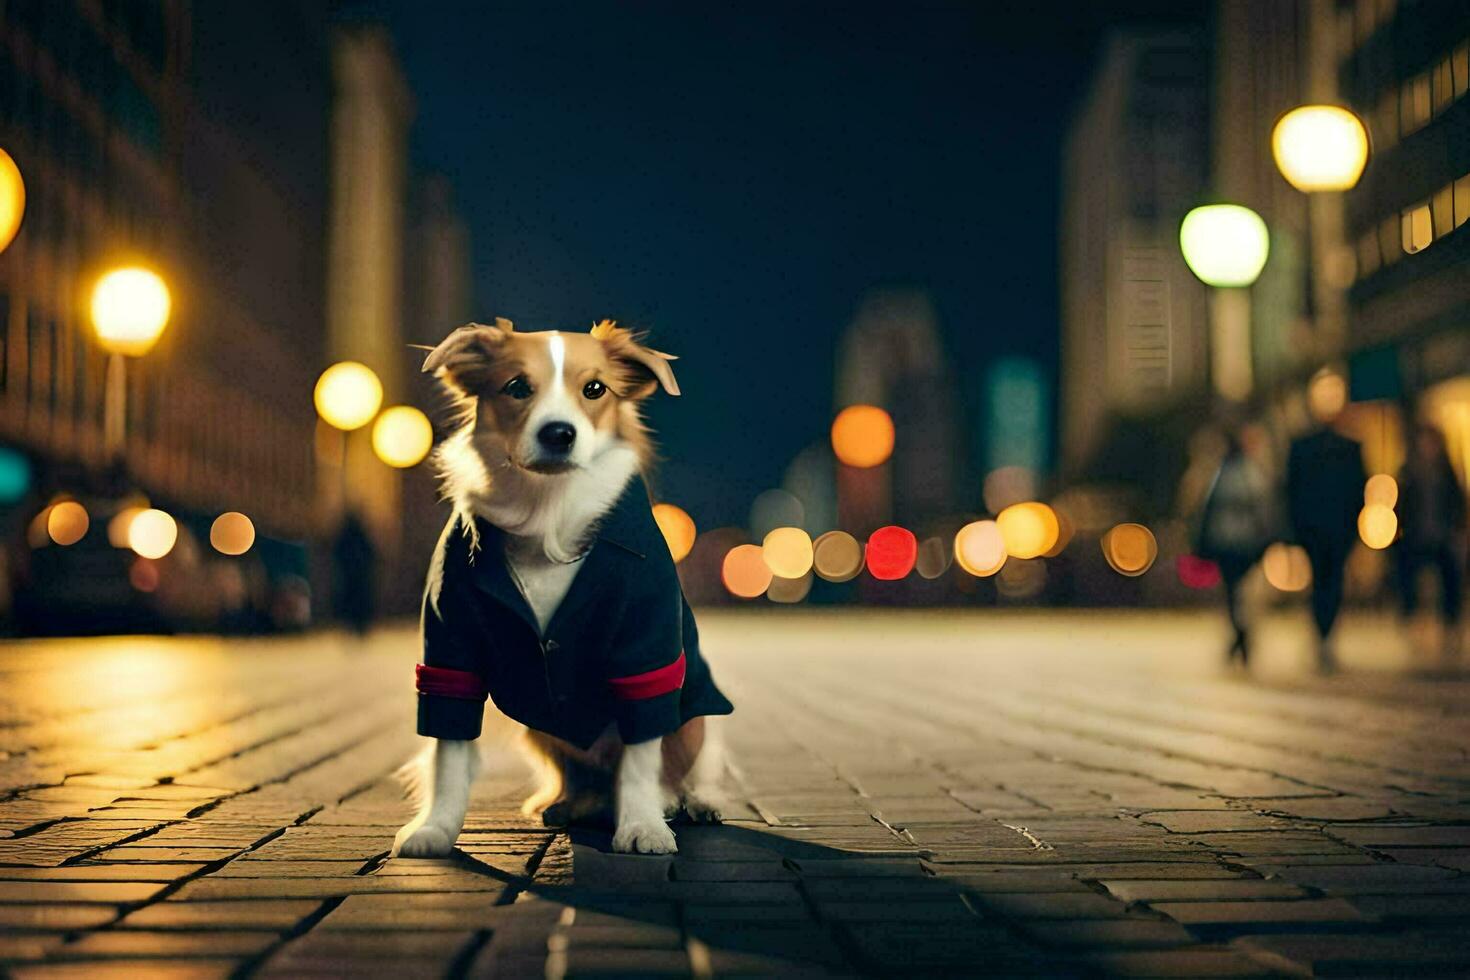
[612, 819, 677, 854]
[393, 821, 456, 858]
[682, 793, 724, 823]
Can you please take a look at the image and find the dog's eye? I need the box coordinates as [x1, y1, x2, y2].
[501, 376, 533, 400]
[582, 380, 607, 400]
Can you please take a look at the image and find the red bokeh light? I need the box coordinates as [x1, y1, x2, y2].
[1176, 554, 1220, 590]
[865, 525, 917, 581]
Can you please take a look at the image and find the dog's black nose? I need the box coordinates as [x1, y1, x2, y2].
[537, 422, 576, 452]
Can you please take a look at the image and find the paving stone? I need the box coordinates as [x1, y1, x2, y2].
[1077, 947, 1275, 976]
[0, 881, 165, 904]
[117, 900, 320, 930]
[1099, 879, 1308, 903]
[0, 904, 119, 929]
[57, 930, 279, 958]
[1137, 811, 1303, 834]
[168, 873, 503, 900]
[1153, 897, 1373, 927]
[0, 864, 204, 882]
[968, 891, 1134, 920]
[1261, 862, 1460, 894]
[1018, 918, 1197, 949]
[670, 859, 796, 881]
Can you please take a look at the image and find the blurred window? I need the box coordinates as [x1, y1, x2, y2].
[1356, 229, 1381, 279]
[1432, 184, 1454, 238]
[1455, 173, 1470, 230]
[1401, 202, 1432, 254]
[1455, 43, 1469, 98]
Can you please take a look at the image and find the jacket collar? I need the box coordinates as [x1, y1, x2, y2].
[466, 475, 655, 633]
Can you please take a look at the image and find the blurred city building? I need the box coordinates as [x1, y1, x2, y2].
[0, 4, 465, 632]
[0, 1, 334, 631]
[1337, 0, 1470, 487]
[1059, 30, 1211, 504]
[834, 290, 960, 533]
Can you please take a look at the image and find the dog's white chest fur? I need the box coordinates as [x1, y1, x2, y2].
[504, 538, 582, 633]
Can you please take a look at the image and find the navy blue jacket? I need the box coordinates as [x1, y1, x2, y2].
[415, 477, 733, 748]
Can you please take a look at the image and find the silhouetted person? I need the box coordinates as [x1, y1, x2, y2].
[332, 511, 377, 635]
[1198, 429, 1275, 666]
[1286, 402, 1366, 673]
[1395, 425, 1466, 657]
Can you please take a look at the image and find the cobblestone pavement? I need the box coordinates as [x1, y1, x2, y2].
[2, 610, 1469, 978]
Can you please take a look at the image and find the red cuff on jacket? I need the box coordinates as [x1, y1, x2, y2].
[416, 664, 489, 701]
[608, 652, 686, 701]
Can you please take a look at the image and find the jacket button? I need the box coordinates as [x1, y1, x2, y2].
[545, 640, 560, 653]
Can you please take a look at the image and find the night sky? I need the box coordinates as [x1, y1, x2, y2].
[364, 1, 1207, 527]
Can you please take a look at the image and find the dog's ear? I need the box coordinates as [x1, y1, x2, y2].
[593, 321, 680, 398]
[421, 319, 513, 394]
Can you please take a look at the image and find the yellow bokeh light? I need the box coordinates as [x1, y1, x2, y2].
[0, 147, 25, 255]
[830, 405, 895, 468]
[955, 520, 1007, 577]
[762, 526, 814, 579]
[314, 361, 383, 431]
[1363, 473, 1398, 509]
[91, 267, 171, 357]
[46, 501, 89, 546]
[996, 502, 1060, 560]
[210, 512, 256, 556]
[1262, 542, 1312, 592]
[1102, 523, 1158, 576]
[371, 405, 433, 468]
[1272, 105, 1370, 193]
[1179, 204, 1270, 288]
[128, 508, 178, 560]
[1357, 503, 1397, 550]
[652, 503, 697, 563]
[722, 544, 773, 599]
[812, 530, 863, 582]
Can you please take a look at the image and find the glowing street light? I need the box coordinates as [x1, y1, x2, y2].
[1179, 204, 1270, 288]
[1272, 105, 1370, 193]
[128, 508, 178, 560]
[314, 361, 383, 432]
[91, 267, 172, 357]
[371, 405, 433, 468]
[0, 147, 24, 254]
[90, 266, 172, 458]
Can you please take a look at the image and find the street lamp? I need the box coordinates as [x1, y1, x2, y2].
[1272, 105, 1369, 193]
[0, 147, 24, 255]
[90, 266, 172, 457]
[1180, 204, 1270, 402]
[1179, 204, 1270, 288]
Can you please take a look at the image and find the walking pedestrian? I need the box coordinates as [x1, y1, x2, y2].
[1196, 428, 1275, 666]
[1286, 409, 1367, 674]
[1395, 424, 1466, 657]
[331, 511, 378, 636]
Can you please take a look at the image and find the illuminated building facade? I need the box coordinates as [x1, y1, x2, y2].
[1338, 0, 1470, 484]
[1059, 31, 1211, 482]
[0, 1, 331, 538]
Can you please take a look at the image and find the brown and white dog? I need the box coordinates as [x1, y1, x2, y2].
[393, 319, 727, 857]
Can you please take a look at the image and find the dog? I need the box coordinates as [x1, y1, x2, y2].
[393, 319, 733, 857]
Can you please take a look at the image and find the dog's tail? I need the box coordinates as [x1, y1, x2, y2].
[395, 741, 436, 811]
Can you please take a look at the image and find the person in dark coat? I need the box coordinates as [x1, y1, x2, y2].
[1286, 422, 1367, 673]
[1395, 425, 1466, 656]
[331, 511, 377, 635]
[1197, 429, 1275, 666]
[416, 474, 733, 752]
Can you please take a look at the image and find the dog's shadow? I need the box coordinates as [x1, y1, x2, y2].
[439, 819, 1071, 977]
